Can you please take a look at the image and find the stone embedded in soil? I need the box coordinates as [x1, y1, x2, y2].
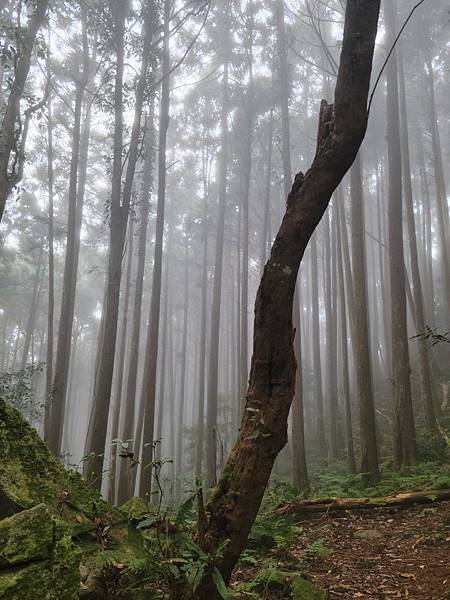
[353, 528, 383, 541]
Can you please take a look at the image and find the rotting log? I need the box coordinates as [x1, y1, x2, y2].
[273, 489, 450, 519]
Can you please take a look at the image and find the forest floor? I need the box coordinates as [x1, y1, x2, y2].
[233, 499, 450, 599]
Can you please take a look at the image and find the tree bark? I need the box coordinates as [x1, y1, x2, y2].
[138, 0, 170, 498]
[193, 2, 381, 595]
[0, 0, 49, 222]
[350, 153, 379, 483]
[205, 13, 230, 489]
[385, 0, 416, 469]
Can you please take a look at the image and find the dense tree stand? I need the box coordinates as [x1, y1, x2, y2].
[192, 2, 382, 597]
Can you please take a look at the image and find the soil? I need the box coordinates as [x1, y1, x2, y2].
[234, 500, 450, 599]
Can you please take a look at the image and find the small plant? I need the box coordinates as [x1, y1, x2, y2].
[306, 537, 329, 558]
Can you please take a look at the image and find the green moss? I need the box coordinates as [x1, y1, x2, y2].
[0, 513, 81, 600]
[244, 569, 326, 599]
[291, 574, 326, 599]
[119, 496, 152, 522]
[0, 504, 54, 567]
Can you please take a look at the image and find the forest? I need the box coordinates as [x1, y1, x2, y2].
[0, 0, 449, 598]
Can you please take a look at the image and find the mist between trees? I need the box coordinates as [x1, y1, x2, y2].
[0, 0, 449, 520]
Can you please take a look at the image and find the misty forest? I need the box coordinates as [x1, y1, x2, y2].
[0, 0, 449, 598]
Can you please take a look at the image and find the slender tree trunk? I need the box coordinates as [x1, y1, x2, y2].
[44, 41, 54, 440]
[195, 166, 209, 479]
[48, 10, 89, 455]
[276, 0, 308, 488]
[0, 0, 49, 222]
[85, 0, 154, 488]
[175, 233, 190, 502]
[350, 153, 379, 483]
[385, 0, 415, 469]
[310, 233, 326, 458]
[117, 112, 155, 504]
[336, 198, 356, 473]
[205, 19, 230, 489]
[425, 52, 450, 317]
[138, 0, 170, 498]
[397, 42, 437, 431]
[108, 221, 134, 504]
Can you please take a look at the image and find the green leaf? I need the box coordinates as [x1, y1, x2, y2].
[136, 514, 158, 529]
[175, 494, 195, 524]
[212, 567, 232, 599]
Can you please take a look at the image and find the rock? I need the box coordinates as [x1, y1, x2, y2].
[0, 504, 54, 567]
[0, 505, 81, 600]
[0, 397, 154, 599]
[353, 528, 383, 541]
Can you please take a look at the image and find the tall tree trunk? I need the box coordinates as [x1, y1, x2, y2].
[108, 221, 134, 504]
[385, 0, 416, 469]
[425, 51, 450, 317]
[276, 0, 308, 489]
[239, 0, 254, 419]
[350, 153, 379, 483]
[138, 0, 170, 498]
[205, 14, 230, 489]
[195, 161, 209, 479]
[310, 233, 326, 458]
[44, 41, 54, 440]
[0, 0, 49, 222]
[85, 0, 154, 488]
[48, 9, 89, 455]
[397, 41, 437, 431]
[194, 4, 381, 595]
[175, 233, 190, 502]
[335, 197, 356, 473]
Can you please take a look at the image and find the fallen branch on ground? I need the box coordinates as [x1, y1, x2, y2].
[273, 489, 450, 519]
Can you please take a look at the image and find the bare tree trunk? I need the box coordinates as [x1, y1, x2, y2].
[49, 10, 90, 455]
[425, 51, 450, 317]
[310, 233, 326, 458]
[276, 0, 308, 489]
[117, 112, 155, 504]
[195, 161, 209, 479]
[239, 0, 254, 419]
[175, 233, 190, 502]
[85, 0, 155, 488]
[385, 0, 415, 469]
[44, 41, 54, 440]
[335, 197, 356, 473]
[21, 251, 44, 370]
[138, 0, 170, 498]
[108, 222, 134, 504]
[397, 41, 437, 432]
[194, 3, 381, 595]
[205, 14, 230, 489]
[350, 153, 379, 483]
[0, 0, 49, 222]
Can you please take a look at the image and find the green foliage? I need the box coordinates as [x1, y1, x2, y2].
[308, 461, 450, 499]
[236, 568, 326, 599]
[305, 538, 329, 558]
[416, 429, 450, 463]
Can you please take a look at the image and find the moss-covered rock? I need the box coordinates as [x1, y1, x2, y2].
[0, 506, 81, 600]
[0, 398, 156, 599]
[0, 503, 55, 567]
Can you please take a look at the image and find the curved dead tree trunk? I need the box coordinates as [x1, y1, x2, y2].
[194, 2, 381, 596]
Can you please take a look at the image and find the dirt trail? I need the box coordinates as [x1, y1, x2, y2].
[292, 500, 450, 599]
[235, 500, 450, 599]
